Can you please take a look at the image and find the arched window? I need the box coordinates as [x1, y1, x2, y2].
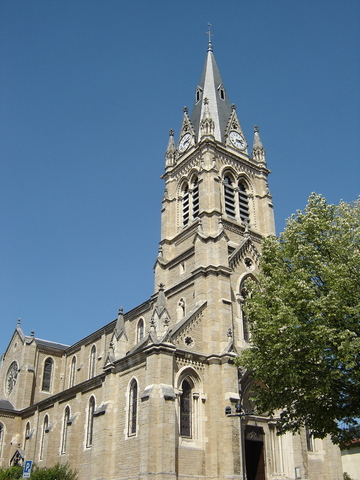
[24, 422, 31, 453]
[89, 345, 96, 378]
[40, 415, 49, 460]
[195, 87, 202, 104]
[61, 406, 70, 454]
[69, 356, 76, 388]
[42, 358, 53, 392]
[137, 318, 144, 343]
[192, 176, 199, 219]
[177, 369, 203, 442]
[128, 379, 138, 436]
[0, 423, 4, 460]
[86, 397, 95, 447]
[181, 175, 200, 228]
[224, 175, 236, 218]
[238, 180, 250, 222]
[218, 84, 225, 100]
[180, 380, 192, 438]
[182, 183, 190, 227]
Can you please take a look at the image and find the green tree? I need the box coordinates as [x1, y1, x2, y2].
[30, 463, 77, 480]
[0, 466, 22, 480]
[0, 463, 77, 480]
[236, 193, 360, 445]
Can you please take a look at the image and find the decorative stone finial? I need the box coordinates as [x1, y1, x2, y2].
[165, 129, 176, 167]
[252, 125, 265, 164]
[200, 97, 215, 138]
[183, 106, 188, 114]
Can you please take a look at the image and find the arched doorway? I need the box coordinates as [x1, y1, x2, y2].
[244, 425, 265, 480]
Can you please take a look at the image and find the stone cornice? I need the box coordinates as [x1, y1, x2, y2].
[157, 246, 195, 271]
[14, 375, 106, 418]
[191, 264, 232, 279]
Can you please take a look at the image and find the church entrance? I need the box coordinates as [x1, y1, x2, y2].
[244, 425, 265, 480]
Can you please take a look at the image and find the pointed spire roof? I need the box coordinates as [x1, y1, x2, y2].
[114, 306, 127, 340]
[252, 125, 266, 164]
[165, 129, 176, 167]
[190, 40, 232, 143]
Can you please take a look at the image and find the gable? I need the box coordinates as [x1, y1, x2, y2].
[170, 301, 207, 351]
[228, 236, 261, 271]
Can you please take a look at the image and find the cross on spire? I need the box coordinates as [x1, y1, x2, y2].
[206, 23, 213, 51]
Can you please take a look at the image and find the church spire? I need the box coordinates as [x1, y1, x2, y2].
[190, 32, 232, 143]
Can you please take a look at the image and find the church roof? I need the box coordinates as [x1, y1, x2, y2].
[190, 40, 232, 143]
[0, 399, 14, 410]
[34, 337, 69, 350]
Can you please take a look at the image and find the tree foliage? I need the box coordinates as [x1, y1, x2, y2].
[30, 463, 77, 480]
[236, 193, 360, 445]
[0, 463, 77, 480]
[0, 466, 22, 480]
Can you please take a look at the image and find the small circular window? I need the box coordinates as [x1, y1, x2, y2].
[244, 258, 254, 270]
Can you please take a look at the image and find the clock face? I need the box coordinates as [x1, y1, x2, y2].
[178, 133, 191, 153]
[229, 131, 246, 150]
[6, 361, 18, 395]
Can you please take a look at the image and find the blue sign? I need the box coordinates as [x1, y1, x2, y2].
[23, 460, 33, 478]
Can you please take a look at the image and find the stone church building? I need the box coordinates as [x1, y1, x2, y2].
[0, 40, 343, 480]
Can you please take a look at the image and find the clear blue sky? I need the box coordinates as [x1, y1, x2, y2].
[1, 0, 359, 356]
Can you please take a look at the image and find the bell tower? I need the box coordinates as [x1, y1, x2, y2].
[154, 36, 275, 354]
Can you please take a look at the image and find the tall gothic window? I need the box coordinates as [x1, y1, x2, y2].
[24, 422, 31, 453]
[180, 380, 192, 438]
[89, 345, 96, 378]
[0, 423, 4, 460]
[137, 318, 144, 343]
[192, 176, 199, 219]
[224, 175, 236, 218]
[238, 180, 249, 222]
[42, 358, 53, 392]
[128, 379, 138, 436]
[181, 176, 200, 228]
[61, 406, 70, 454]
[69, 356, 76, 388]
[40, 415, 49, 460]
[182, 183, 190, 227]
[86, 397, 95, 447]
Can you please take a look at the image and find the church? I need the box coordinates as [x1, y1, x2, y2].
[0, 38, 343, 480]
